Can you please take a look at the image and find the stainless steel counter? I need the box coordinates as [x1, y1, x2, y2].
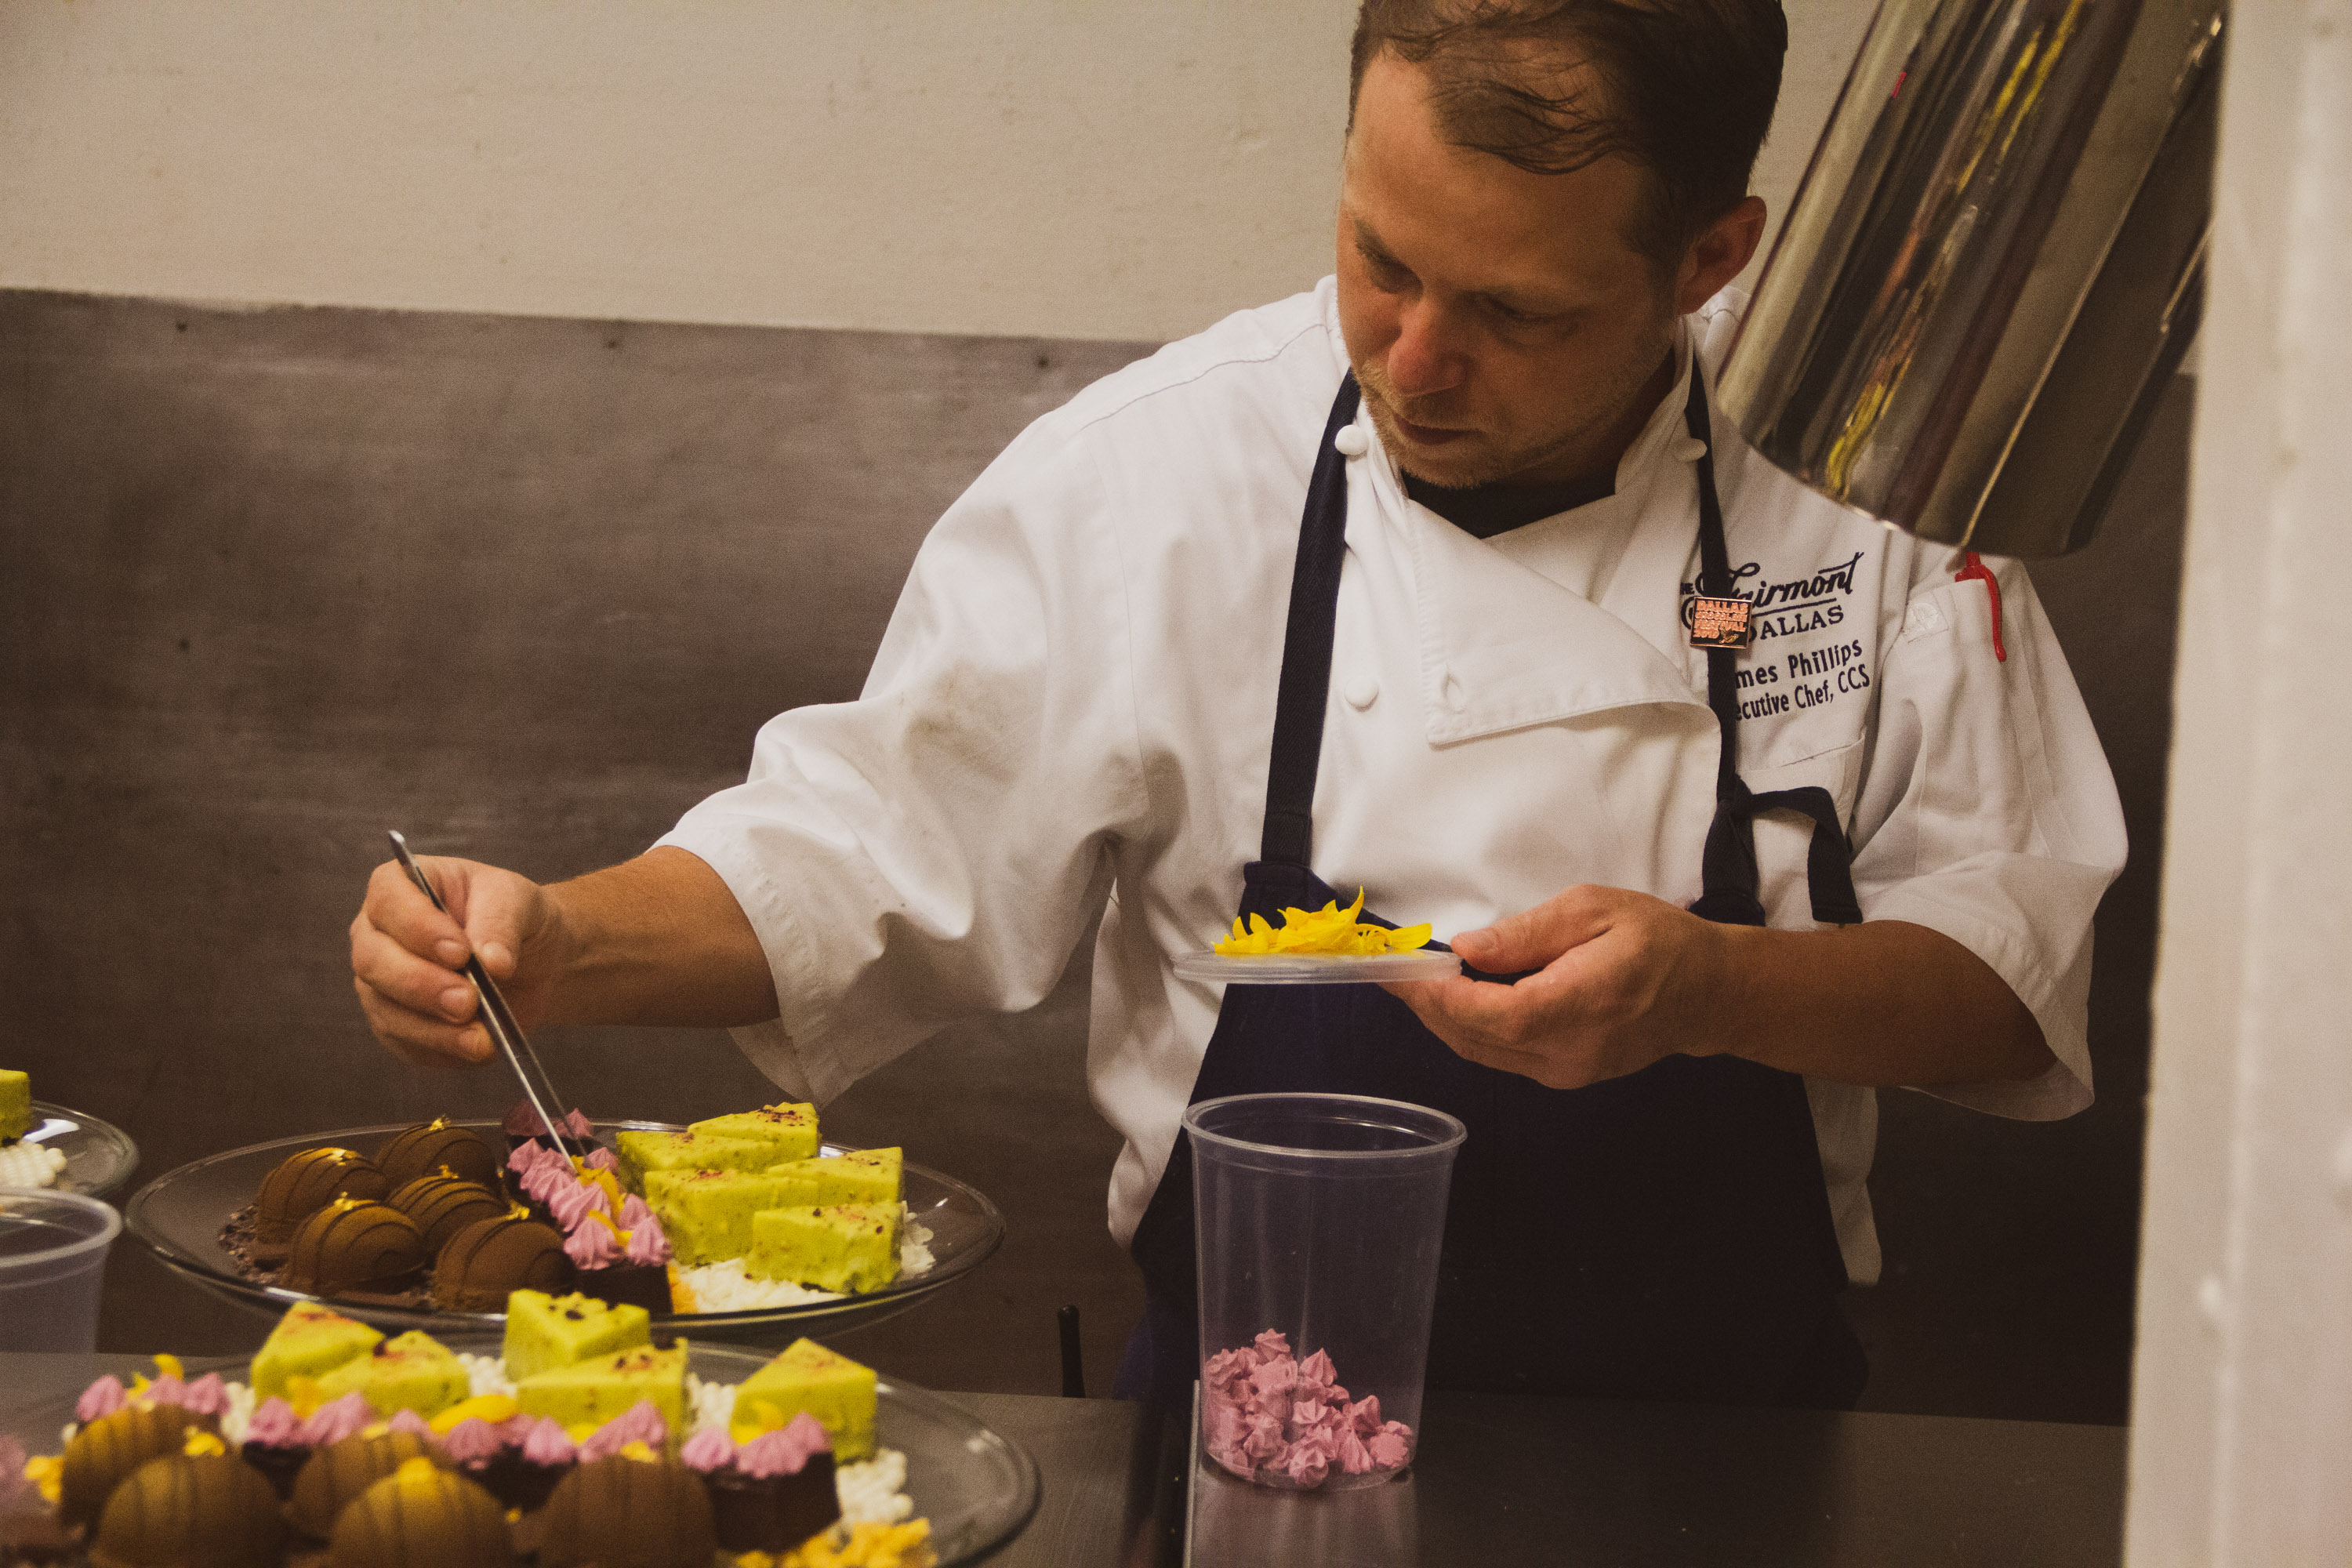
[0, 1355, 2122, 1566]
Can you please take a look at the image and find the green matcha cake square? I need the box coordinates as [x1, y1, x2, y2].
[766, 1148, 902, 1208]
[314, 1330, 470, 1418]
[614, 1128, 777, 1193]
[731, 1338, 877, 1461]
[503, 1289, 652, 1382]
[250, 1301, 384, 1401]
[644, 1168, 787, 1266]
[746, 1203, 900, 1294]
[515, 1342, 688, 1438]
[0, 1069, 31, 1143]
[688, 1102, 820, 1163]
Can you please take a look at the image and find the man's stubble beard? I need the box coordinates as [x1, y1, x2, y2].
[1352, 324, 1679, 492]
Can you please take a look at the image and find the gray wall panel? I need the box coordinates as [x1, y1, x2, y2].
[1, 288, 2183, 1421]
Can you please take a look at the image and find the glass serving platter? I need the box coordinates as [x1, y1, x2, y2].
[9, 1102, 140, 1200]
[3, 1338, 1040, 1568]
[124, 1120, 1002, 1341]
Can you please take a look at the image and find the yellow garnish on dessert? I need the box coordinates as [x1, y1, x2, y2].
[154, 1353, 186, 1384]
[430, 1394, 521, 1434]
[285, 1374, 324, 1417]
[395, 1456, 441, 1483]
[182, 1430, 227, 1458]
[23, 1454, 63, 1506]
[782, 1518, 935, 1568]
[1213, 887, 1434, 957]
[618, 1439, 658, 1463]
[668, 1265, 697, 1315]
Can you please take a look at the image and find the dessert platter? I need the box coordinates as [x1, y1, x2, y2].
[124, 1103, 1003, 1338]
[0, 1069, 140, 1200]
[0, 1290, 1040, 1566]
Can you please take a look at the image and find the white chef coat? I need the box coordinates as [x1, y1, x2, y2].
[659, 277, 2127, 1286]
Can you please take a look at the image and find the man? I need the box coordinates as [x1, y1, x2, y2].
[353, 0, 2123, 1408]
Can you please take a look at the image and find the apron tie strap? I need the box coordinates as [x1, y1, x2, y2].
[1685, 365, 1862, 928]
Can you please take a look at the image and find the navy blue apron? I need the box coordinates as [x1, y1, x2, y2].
[1117, 366, 1870, 1410]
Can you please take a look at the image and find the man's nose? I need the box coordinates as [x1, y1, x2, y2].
[1385, 297, 1465, 400]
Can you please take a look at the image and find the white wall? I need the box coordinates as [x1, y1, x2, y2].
[2125, 4, 2352, 1562]
[0, 0, 1873, 343]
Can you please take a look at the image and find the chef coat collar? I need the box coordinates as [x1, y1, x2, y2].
[1342, 323, 1713, 745]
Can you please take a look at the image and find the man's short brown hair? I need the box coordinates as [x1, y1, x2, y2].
[1348, 0, 1787, 270]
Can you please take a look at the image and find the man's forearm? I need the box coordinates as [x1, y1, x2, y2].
[1704, 919, 2051, 1086]
[540, 847, 781, 1029]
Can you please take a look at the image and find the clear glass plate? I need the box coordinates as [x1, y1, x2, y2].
[124, 1120, 1002, 1340]
[3, 1338, 1040, 1567]
[1171, 950, 1463, 985]
[13, 1101, 141, 1199]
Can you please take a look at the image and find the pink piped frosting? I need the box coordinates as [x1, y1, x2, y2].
[623, 1212, 672, 1267]
[679, 1426, 738, 1474]
[739, 1413, 830, 1479]
[1200, 1332, 1413, 1487]
[519, 1417, 576, 1466]
[581, 1146, 619, 1172]
[176, 1373, 230, 1418]
[75, 1376, 126, 1423]
[564, 1109, 595, 1139]
[547, 1178, 612, 1232]
[242, 1397, 303, 1450]
[143, 1374, 189, 1409]
[299, 1392, 376, 1447]
[439, 1417, 507, 1465]
[564, 1218, 622, 1270]
[385, 1409, 436, 1440]
[578, 1399, 666, 1462]
[615, 1195, 655, 1231]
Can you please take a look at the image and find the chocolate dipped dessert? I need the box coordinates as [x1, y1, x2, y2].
[386, 1174, 507, 1254]
[289, 1429, 448, 1540]
[328, 1457, 514, 1568]
[60, 1406, 205, 1527]
[536, 1455, 714, 1568]
[430, 1213, 572, 1312]
[281, 1200, 429, 1298]
[251, 1148, 390, 1257]
[88, 1452, 287, 1568]
[377, 1118, 500, 1191]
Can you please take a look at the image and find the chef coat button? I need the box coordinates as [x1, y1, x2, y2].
[1345, 677, 1378, 710]
[1334, 426, 1370, 459]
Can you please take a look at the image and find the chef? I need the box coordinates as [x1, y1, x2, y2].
[351, 0, 2125, 1410]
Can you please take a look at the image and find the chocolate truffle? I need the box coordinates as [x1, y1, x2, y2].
[330, 1457, 514, 1568]
[282, 1200, 429, 1297]
[378, 1120, 500, 1191]
[290, 1431, 450, 1540]
[60, 1405, 203, 1526]
[536, 1457, 715, 1568]
[387, 1174, 508, 1254]
[431, 1213, 572, 1312]
[89, 1454, 285, 1568]
[256, 1148, 391, 1244]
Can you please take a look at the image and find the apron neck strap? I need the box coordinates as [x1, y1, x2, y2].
[1258, 376, 1362, 868]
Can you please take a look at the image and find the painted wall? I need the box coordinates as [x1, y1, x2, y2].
[0, 0, 1876, 343]
[2125, 4, 2352, 1561]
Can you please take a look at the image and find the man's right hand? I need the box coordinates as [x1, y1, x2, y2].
[350, 855, 564, 1069]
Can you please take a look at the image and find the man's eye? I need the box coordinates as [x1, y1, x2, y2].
[1361, 250, 1411, 290]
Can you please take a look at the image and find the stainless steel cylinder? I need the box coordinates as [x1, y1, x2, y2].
[1719, 0, 2223, 557]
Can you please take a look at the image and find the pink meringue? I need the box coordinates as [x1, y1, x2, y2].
[1200, 1333, 1414, 1489]
[579, 1399, 667, 1461]
[623, 1211, 672, 1267]
[75, 1375, 127, 1423]
[739, 1413, 830, 1478]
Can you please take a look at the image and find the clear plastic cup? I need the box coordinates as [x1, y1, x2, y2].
[0, 1189, 121, 1352]
[1187, 1092, 1465, 1491]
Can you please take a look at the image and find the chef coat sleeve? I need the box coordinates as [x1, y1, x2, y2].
[655, 428, 1147, 1105]
[1846, 554, 2126, 1119]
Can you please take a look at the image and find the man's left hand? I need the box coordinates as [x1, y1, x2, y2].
[1383, 884, 1733, 1091]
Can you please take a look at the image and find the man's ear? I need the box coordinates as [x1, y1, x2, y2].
[1676, 196, 1767, 314]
